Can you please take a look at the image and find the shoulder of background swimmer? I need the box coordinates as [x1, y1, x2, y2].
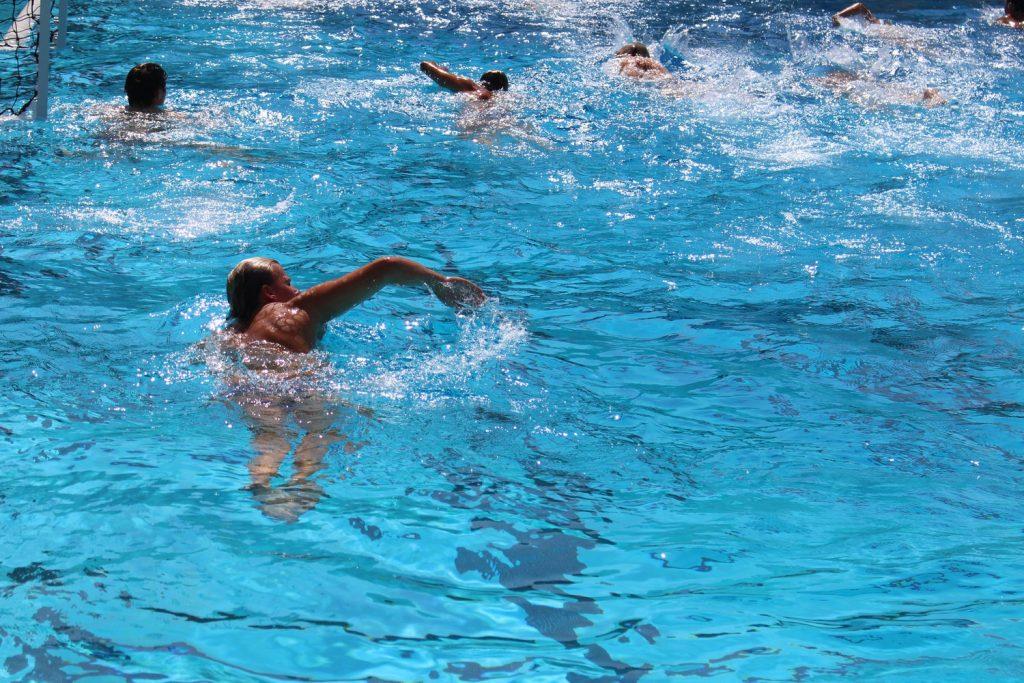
[619, 56, 670, 79]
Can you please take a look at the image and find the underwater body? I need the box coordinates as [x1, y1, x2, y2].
[1, 0, 1023, 679]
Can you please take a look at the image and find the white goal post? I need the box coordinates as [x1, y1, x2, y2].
[1, 0, 69, 120]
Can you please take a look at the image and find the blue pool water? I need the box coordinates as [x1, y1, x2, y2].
[2, 0, 1023, 679]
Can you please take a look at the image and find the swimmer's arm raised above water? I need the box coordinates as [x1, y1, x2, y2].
[420, 61, 480, 93]
[832, 3, 881, 25]
[292, 256, 486, 326]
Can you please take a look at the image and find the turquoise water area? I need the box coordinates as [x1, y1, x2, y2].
[1, 0, 1023, 679]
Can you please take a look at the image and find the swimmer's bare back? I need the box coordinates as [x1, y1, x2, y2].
[236, 256, 486, 353]
[619, 56, 671, 80]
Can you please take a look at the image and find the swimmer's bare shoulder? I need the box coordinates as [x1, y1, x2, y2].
[620, 57, 671, 80]
[243, 303, 316, 353]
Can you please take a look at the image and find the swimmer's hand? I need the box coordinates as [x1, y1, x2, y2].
[431, 276, 487, 309]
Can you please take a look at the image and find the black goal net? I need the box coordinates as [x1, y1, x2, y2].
[1, 0, 57, 118]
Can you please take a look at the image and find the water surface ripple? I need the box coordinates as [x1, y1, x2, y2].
[1, 0, 1023, 679]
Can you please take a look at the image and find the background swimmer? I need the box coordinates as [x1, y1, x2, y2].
[125, 62, 167, 112]
[610, 42, 708, 99]
[814, 70, 946, 108]
[419, 60, 540, 146]
[91, 62, 186, 143]
[831, 2, 919, 43]
[419, 61, 509, 100]
[614, 42, 670, 80]
[226, 256, 486, 353]
[832, 3, 882, 26]
[830, 3, 941, 55]
[999, 0, 1024, 27]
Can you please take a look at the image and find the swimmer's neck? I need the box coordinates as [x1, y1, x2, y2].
[126, 104, 166, 114]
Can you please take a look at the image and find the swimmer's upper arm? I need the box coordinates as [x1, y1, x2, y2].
[420, 61, 479, 93]
[292, 256, 445, 326]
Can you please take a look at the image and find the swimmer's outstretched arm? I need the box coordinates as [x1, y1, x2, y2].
[292, 256, 486, 325]
[832, 3, 880, 25]
[420, 61, 479, 93]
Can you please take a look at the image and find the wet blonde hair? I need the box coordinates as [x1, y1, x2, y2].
[226, 257, 279, 325]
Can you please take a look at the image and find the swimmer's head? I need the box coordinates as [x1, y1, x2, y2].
[125, 63, 167, 109]
[480, 70, 509, 92]
[1008, 0, 1024, 19]
[921, 88, 946, 107]
[616, 43, 651, 58]
[226, 257, 299, 325]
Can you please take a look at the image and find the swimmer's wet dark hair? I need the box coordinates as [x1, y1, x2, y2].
[124, 62, 167, 108]
[227, 257, 279, 325]
[480, 70, 509, 91]
[1008, 0, 1024, 17]
[616, 43, 651, 58]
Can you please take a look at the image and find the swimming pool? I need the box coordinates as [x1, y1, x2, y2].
[1, 0, 1023, 678]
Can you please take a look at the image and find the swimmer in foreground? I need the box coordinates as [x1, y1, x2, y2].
[614, 42, 670, 80]
[124, 62, 167, 112]
[226, 256, 484, 521]
[226, 256, 486, 353]
[420, 61, 509, 100]
[999, 0, 1024, 27]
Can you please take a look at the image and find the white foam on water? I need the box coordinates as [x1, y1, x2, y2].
[63, 190, 294, 241]
[158, 296, 528, 413]
[723, 129, 839, 171]
[344, 303, 529, 405]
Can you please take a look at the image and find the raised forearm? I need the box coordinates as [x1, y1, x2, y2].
[419, 61, 477, 92]
[371, 257, 487, 310]
[295, 256, 483, 324]
[833, 3, 878, 25]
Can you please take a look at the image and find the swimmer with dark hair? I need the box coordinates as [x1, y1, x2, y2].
[830, 4, 927, 46]
[226, 256, 486, 353]
[998, 0, 1024, 27]
[832, 3, 882, 26]
[419, 61, 509, 100]
[614, 42, 670, 80]
[124, 62, 167, 111]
